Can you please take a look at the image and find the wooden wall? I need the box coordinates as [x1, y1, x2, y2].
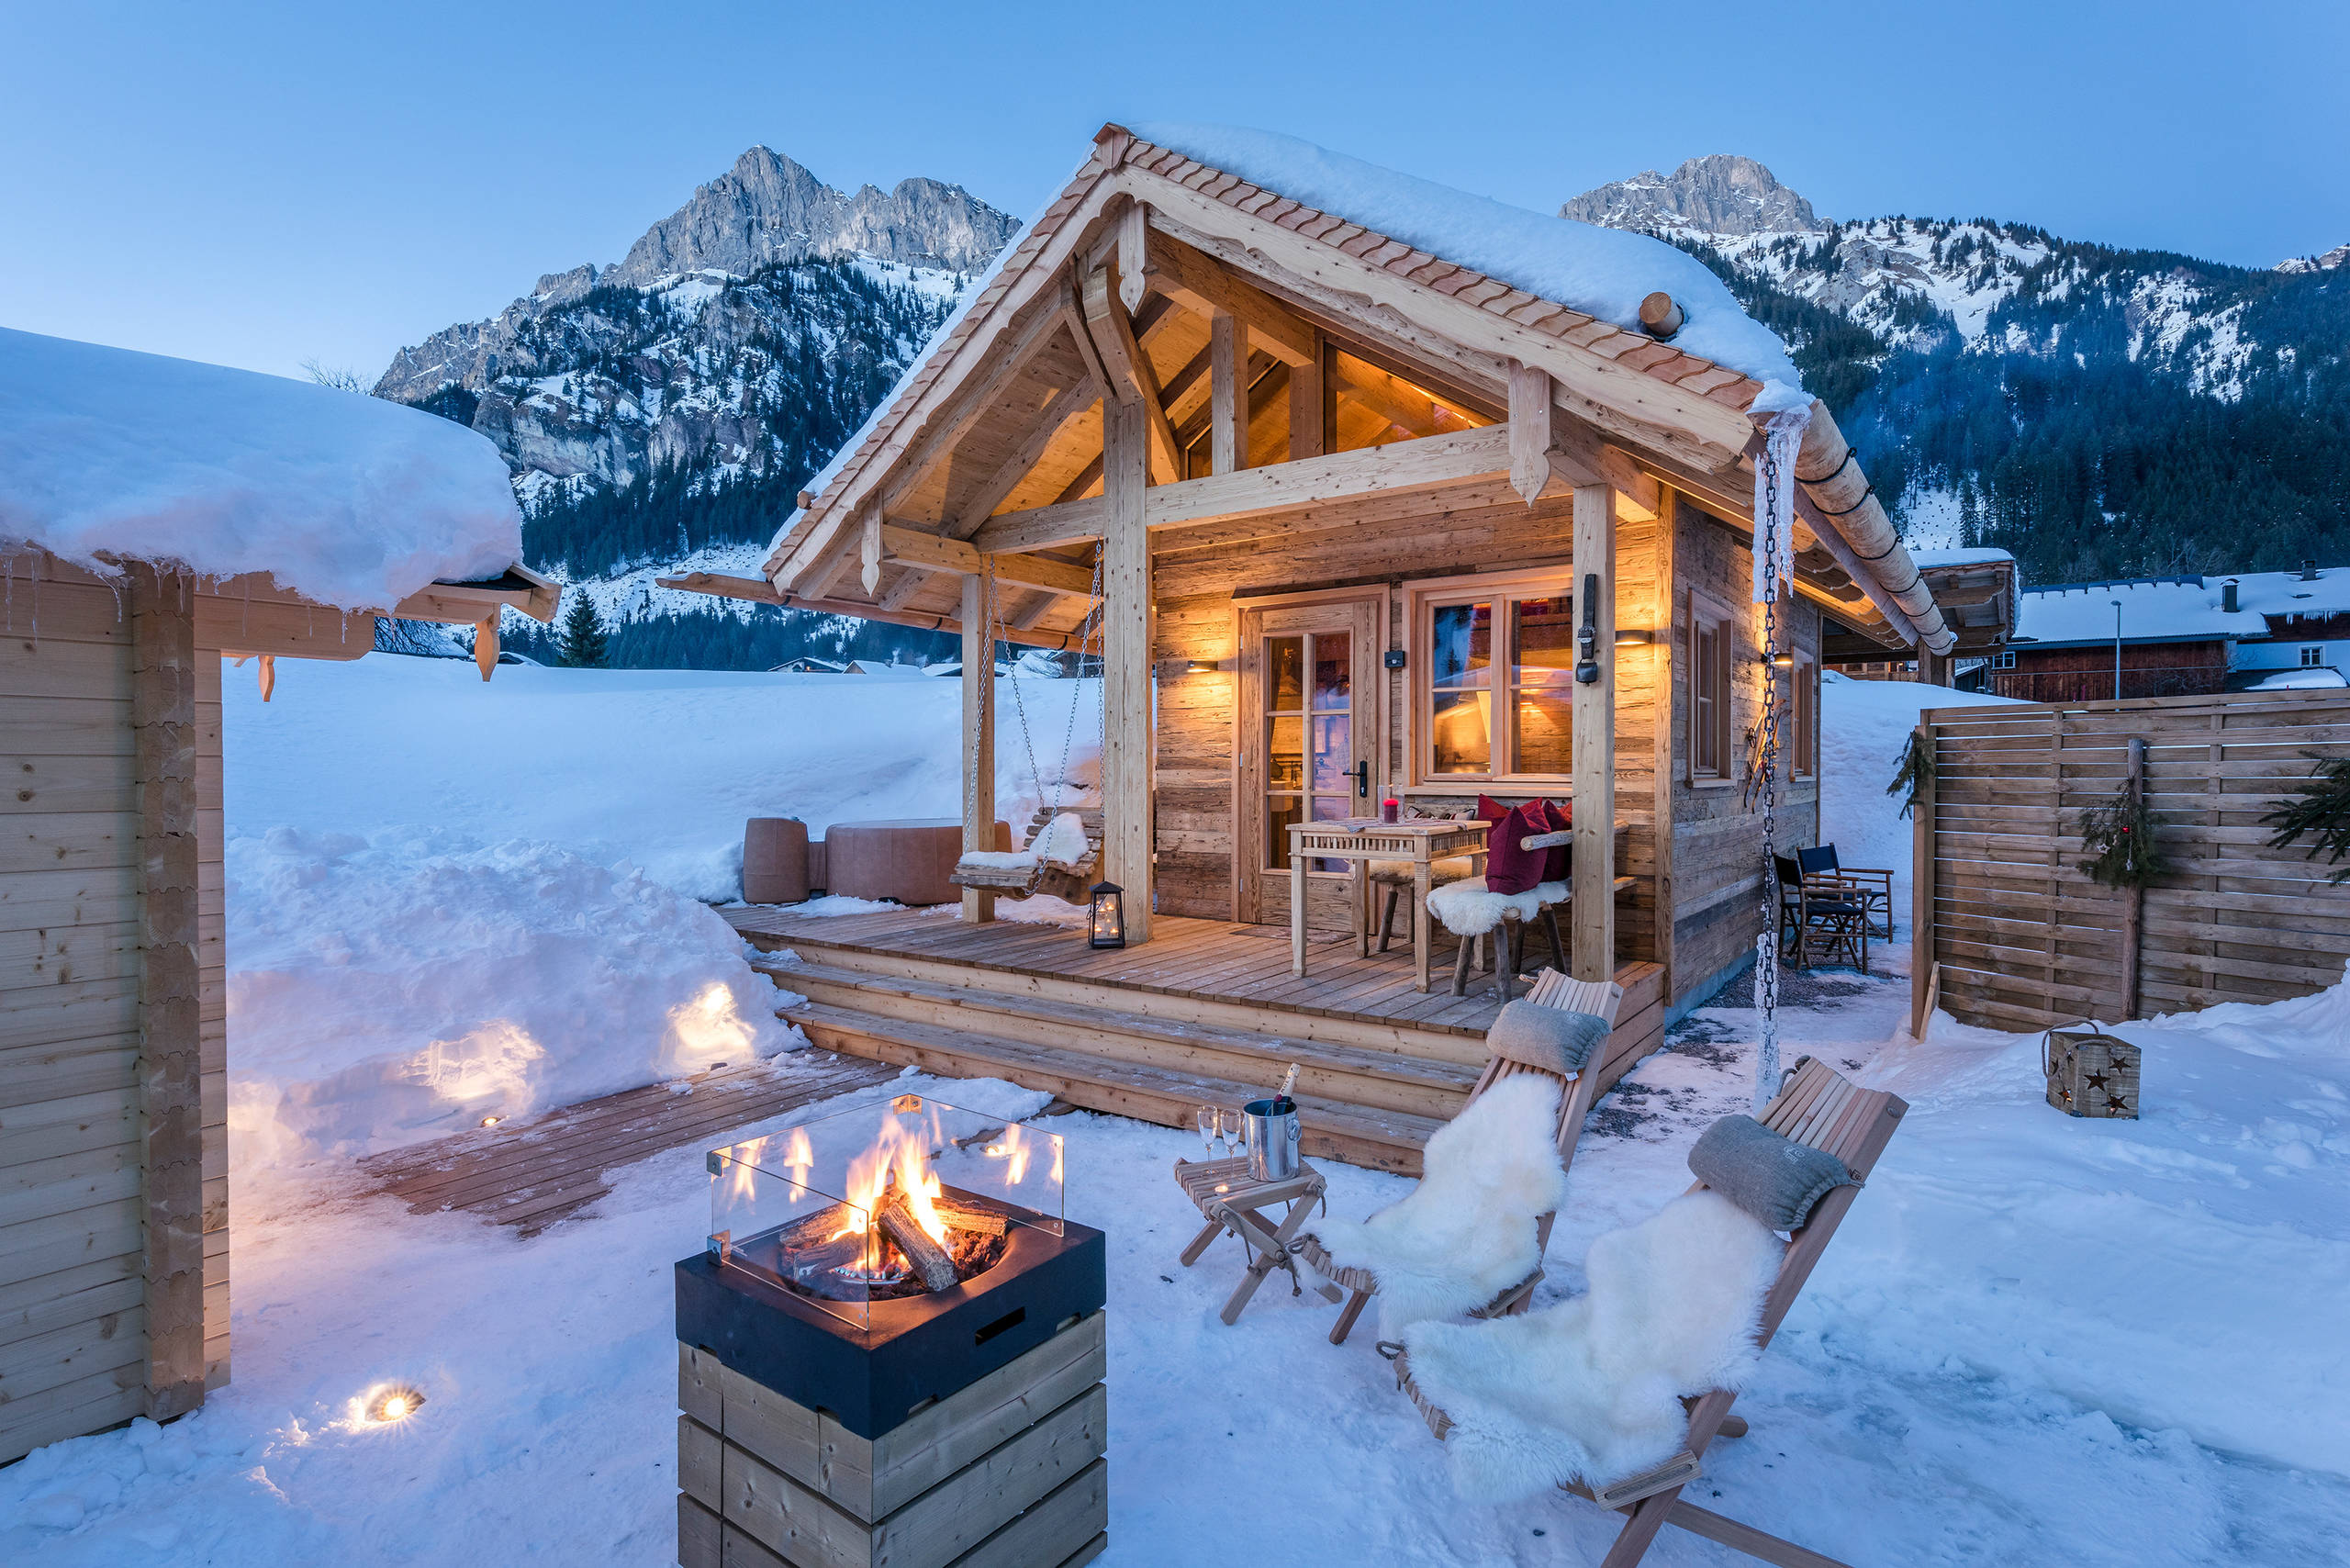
[1, 556, 156, 1461]
[1664, 501, 1821, 1009]
[1143, 486, 1665, 959]
[1914, 688, 2350, 1032]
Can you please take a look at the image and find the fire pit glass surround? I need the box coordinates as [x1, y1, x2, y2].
[707, 1092, 1065, 1329]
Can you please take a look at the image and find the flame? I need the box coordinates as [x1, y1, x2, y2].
[725, 1136, 766, 1203]
[994, 1124, 1031, 1184]
[832, 1114, 953, 1269]
[784, 1127, 813, 1193]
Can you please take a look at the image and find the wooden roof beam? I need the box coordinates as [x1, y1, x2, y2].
[948, 375, 1102, 538]
[1140, 230, 1316, 367]
[655, 572, 1091, 651]
[1080, 260, 1181, 483]
[877, 292, 1075, 516]
[972, 423, 1512, 554]
[881, 523, 1097, 599]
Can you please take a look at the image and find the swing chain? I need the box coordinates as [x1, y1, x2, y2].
[1753, 439, 1786, 1110]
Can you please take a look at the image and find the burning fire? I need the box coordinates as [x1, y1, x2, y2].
[833, 1116, 952, 1273]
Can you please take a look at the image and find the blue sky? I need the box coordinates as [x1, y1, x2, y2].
[5, 0, 2343, 381]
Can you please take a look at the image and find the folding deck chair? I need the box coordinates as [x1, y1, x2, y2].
[1293, 969, 1624, 1345]
[1392, 1056, 1908, 1568]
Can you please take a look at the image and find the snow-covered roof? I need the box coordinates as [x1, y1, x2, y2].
[1131, 124, 1802, 392]
[0, 327, 523, 610]
[2017, 567, 2350, 647]
[1908, 547, 2015, 569]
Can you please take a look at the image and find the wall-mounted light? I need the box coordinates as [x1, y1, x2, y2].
[1614, 628, 1654, 647]
[1186, 659, 1217, 674]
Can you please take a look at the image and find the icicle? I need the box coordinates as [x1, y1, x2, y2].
[1750, 406, 1808, 608]
[4, 551, 12, 633]
[28, 554, 39, 647]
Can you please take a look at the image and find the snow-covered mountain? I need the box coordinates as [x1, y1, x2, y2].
[374, 148, 1018, 660]
[1563, 156, 2350, 579]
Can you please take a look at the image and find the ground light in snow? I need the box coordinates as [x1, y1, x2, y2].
[357, 1386, 426, 1427]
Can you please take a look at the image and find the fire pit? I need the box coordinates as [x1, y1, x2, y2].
[675, 1093, 1106, 1568]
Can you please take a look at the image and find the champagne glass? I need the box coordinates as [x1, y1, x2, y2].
[1195, 1104, 1215, 1159]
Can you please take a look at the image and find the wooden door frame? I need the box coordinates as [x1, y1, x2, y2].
[1229, 584, 1390, 924]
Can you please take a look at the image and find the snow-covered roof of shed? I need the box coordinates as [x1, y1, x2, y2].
[0, 327, 523, 610]
[1908, 547, 2015, 569]
[1130, 123, 1803, 392]
[2018, 567, 2350, 647]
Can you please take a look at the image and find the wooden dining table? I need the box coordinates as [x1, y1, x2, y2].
[1287, 817, 1489, 992]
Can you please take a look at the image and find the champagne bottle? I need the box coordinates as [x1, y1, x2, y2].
[1273, 1062, 1300, 1114]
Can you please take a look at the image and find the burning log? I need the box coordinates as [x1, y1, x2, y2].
[932, 1201, 1008, 1238]
[877, 1194, 959, 1291]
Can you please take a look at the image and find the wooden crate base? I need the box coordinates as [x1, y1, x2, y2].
[678, 1311, 1108, 1568]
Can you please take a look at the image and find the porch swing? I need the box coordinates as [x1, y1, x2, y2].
[948, 546, 1106, 904]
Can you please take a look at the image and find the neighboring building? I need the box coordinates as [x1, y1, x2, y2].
[0, 327, 554, 1462]
[1992, 565, 2349, 703]
[768, 656, 847, 673]
[1824, 547, 2018, 684]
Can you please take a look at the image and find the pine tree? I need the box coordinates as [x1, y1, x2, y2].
[556, 592, 610, 668]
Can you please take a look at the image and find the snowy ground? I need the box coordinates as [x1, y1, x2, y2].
[6, 665, 2344, 1563]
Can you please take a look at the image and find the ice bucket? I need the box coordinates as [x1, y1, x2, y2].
[1241, 1098, 1301, 1182]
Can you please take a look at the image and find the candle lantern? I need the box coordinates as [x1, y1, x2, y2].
[1088, 881, 1125, 949]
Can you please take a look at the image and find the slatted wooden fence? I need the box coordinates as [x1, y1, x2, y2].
[1911, 688, 2350, 1034]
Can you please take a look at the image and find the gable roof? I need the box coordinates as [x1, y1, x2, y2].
[2019, 567, 2350, 648]
[754, 123, 1955, 655]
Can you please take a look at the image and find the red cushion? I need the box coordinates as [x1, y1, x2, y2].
[1539, 799, 1572, 882]
[1474, 794, 1514, 825]
[1485, 801, 1550, 895]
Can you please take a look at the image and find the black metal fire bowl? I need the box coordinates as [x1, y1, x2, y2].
[676, 1211, 1105, 1441]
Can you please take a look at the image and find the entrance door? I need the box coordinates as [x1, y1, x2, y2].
[1235, 590, 1384, 927]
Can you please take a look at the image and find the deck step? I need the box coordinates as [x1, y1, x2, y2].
[785, 999, 1445, 1175]
[755, 957, 1480, 1124]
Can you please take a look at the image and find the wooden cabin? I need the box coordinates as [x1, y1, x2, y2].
[688, 125, 1959, 1171]
[1, 329, 554, 1463]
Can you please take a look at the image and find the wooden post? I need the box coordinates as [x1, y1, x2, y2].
[2122, 734, 2145, 1021]
[961, 560, 997, 924]
[1571, 485, 1617, 982]
[1651, 489, 1678, 1004]
[1908, 722, 1939, 1038]
[1209, 312, 1243, 476]
[1102, 397, 1153, 944]
[1507, 361, 1552, 506]
[1287, 332, 1325, 461]
[474, 613, 498, 681]
[129, 564, 205, 1421]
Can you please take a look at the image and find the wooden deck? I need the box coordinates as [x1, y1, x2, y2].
[726, 906, 1666, 1176]
[357, 1052, 897, 1234]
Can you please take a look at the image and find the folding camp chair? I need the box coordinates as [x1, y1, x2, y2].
[1393, 1056, 1908, 1568]
[1294, 969, 1623, 1345]
[1805, 844, 1896, 940]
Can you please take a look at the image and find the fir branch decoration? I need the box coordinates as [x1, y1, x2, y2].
[2263, 754, 2350, 884]
[1887, 729, 1932, 821]
[2076, 779, 2169, 890]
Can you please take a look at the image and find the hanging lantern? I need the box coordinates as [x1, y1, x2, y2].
[1088, 881, 1125, 949]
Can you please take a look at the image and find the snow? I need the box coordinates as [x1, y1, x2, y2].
[226, 827, 799, 1166]
[1906, 545, 2013, 569]
[1817, 672, 2020, 902]
[2245, 667, 2347, 689]
[1131, 123, 1802, 390]
[12, 657, 2350, 1562]
[0, 327, 521, 610]
[221, 656, 1100, 902]
[2018, 566, 2350, 648]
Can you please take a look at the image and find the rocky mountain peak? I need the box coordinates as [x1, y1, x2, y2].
[1561, 153, 1822, 237]
[610, 145, 1016, 284]
[2277, 241, 2349, 274]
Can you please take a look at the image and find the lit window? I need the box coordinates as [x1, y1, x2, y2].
[1410, 573, 1580, 784]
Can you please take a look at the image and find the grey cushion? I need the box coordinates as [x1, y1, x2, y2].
[1485, 1001, 1610, 1078]
[1686, 1114, 1857, 1232]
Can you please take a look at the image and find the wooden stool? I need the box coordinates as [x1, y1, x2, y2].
[1445, 904, 1569, 997]
[1172, 1157, 1342, 1325]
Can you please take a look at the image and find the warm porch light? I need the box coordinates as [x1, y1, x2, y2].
[1088, 882, 1126, 948]
[1186, 659, 1217, 673]
[1614, 628, 1654, 646]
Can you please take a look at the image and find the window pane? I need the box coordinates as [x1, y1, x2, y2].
[1512, 594, 1577, 689]
[1310, 713, 1353, 793]
[1430, 601, 1492, 689]
[1268, 715, 1303, 790]
[1270, 636, 1304, 711]
[1514, 692, 1572, 774]
[1430, 689, 1490, 774]
[1311, 631, 1351, 711]
[1268, 795, 1302, 869]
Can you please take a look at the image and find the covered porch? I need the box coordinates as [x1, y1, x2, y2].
[726, 903, 1663, 1176]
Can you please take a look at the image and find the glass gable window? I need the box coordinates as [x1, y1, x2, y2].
[1413, 575, 1578, 785]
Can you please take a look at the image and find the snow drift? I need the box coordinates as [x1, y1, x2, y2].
[224, 827, 798, 1166]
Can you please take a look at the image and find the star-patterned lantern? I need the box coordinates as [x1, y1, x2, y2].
[2042, 1026, 2141, 1120]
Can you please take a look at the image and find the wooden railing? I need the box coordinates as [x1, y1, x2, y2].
[1911, 688, 2350, 1034]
